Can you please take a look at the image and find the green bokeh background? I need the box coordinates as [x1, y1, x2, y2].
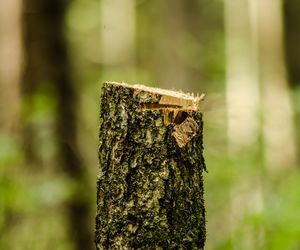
[1, 0, 300, 249]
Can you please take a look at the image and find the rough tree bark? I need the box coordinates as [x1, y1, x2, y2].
[96, 82, 206, 249]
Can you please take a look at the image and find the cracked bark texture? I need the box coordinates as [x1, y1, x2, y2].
[95, 82, 206, 249]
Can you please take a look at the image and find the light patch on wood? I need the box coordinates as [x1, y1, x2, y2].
[159, 93, 205, 110]
[172, 117, 199, 148]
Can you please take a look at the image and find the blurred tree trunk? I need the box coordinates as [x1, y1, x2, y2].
[100, 0, 136, 73]
[0, 0, 22, 241]
[284, 0, 300, 160]
[224, 0, 260, 151]
[257, 0, 297, 169]
[224, 1, 296, 248]
[21, 0, 92, 249]
[224, 2, 264, 249]
[0, 0, 22, 136]
[225, 0, 297, 167]
[284, 0, 300, 88]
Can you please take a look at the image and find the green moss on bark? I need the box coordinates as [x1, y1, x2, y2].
[95, 82, 206, 249]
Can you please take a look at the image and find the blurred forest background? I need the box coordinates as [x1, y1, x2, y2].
[1, 0, 300, 249]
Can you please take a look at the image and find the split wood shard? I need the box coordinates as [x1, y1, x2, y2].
[172, 117, 199, 148]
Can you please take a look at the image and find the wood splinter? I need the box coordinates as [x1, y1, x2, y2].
[96, 82, 206, 249]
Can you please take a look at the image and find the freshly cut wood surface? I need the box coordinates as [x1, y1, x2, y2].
[108, 81, 205, 110]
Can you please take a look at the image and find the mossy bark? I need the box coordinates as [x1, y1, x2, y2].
[96, 82, 206, 249]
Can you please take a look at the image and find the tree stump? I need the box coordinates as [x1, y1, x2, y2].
[95, 82, 206, 249]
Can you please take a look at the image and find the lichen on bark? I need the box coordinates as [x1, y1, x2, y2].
[95, 82, 206, 249]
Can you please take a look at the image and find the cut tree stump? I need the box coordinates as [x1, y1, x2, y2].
[95, 82, 206, 249]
